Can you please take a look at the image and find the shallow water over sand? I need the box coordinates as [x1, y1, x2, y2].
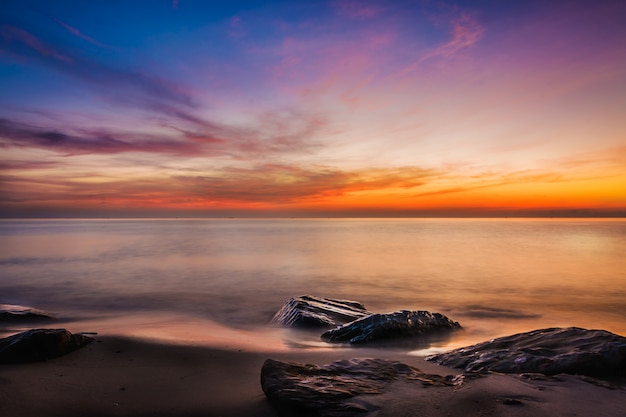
[1, 218, 625, 353]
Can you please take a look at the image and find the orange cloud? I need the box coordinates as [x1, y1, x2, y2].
[3, 145, 624, 217]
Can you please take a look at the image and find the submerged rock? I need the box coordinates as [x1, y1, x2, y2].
[0, 304, 54, 322]
[321, 310, 461, 344]
[261, 358, 457, 416]
[270, 295, 371, 328]
[427, 327, 626, 377]
[0, 328, 93, 364]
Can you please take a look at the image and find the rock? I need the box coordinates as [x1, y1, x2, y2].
[261, 358, 457, 416]
[0, 329, 93, 364]
[427, 327, 626, 377]
[270, 295, 371, 328]
[321, 310, 461, 344]
[0, 304, 54, 322]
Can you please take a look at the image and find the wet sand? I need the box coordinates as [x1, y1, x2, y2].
[1, 335, 624, 417]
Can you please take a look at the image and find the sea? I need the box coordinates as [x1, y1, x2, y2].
[1, 218, 625, 354]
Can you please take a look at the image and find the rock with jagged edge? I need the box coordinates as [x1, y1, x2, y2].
[321, 310, 461, 344]
[271, 295, 371, 328]
[0, 328, 93, 363]
[427, 327, 626, 377]
[261, 357, 459, 416]
[0, 304, 54, 322]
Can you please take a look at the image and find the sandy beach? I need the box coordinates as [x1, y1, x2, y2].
[2, 334, 624, 417]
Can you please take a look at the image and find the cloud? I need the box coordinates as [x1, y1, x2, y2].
[334, 1, 384, 19]
[2, 149, 624, 215]
[228, 15, 247, 39]
[442, 14, 485, 55]
[0, 107, 326, 159]
[0, 160, 58, 171]
[558, 145, 626, 170]
[175, 165, 356, 204]
[411, 170, 566, 198]
[399, 13, 484, 76]
[0, 24, 194, 111]
[0, 160, 439, 212]
[0, 22, 331, 150]
[50, 16, 114, 49]
[0, 24, 72, 63]
[0, 118, 201, 156]
[409, 157, 626, 202]
[170, 164, 438, 205]
[164, 108, 327, 159]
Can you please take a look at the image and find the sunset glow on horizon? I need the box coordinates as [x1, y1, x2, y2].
[1, 0, 625, 217]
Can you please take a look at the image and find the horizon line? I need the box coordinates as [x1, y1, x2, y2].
[2, 215, 625, 220]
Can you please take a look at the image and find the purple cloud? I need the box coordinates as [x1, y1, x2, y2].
[397, 13, 485, 76]
[50, 17, 114, 49]
[1, 24, 72, 63]
[334, 1, 385, 19]
[0, 118, 201, 156]
[0, 106, 326, 159]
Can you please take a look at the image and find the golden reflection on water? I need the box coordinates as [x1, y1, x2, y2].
[1, 218, 625, 350]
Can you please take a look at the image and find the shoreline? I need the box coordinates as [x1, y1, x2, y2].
[2, 334, 625, 417]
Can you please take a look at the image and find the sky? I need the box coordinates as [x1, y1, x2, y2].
[1, 0, 625, 217]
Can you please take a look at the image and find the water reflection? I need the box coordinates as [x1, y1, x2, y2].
[1, 218, 625, 349]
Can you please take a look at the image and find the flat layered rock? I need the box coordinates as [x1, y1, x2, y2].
[270, 295, 371, 328]
[427, 327, 626, 377]
[321, 310, 461, 344]
[0, 304, 54, 322]
[0, 328, 93, 364]
[261, 358, 458, 416]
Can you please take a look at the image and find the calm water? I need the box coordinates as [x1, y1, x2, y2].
[1, 218, 625, 353]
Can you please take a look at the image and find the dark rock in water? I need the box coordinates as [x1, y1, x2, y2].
[321, 310, 461, 344]
[427, 327, 626, 377]
[270, 295, 370, 328]
[0, 304, 54, 322]
[261, 358, 457, 416]
[0, 329, 93, 364]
